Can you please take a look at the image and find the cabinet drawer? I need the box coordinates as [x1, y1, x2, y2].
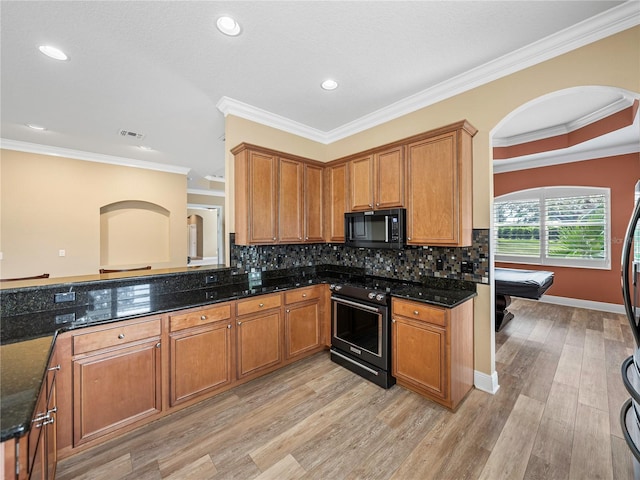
[73, 318, 161, 355]
[392, 299, 446, 327]
[236, 293, 282, 316]
[285, 285, 322, 304]
[170, 303, 232, 332]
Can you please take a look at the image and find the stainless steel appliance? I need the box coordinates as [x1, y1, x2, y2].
[344, 208, 406, 249]
[329, 281, 395, 388]
[621, 180, 640, 479]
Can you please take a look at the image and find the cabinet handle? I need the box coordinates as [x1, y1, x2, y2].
[156, 342, 161, 348]
[227, 324, 232, 329]
[118, 333, 125, 339]
[286, 309, 290, 313]
[407, 237, 411, 241]
[47, 407, 57, 415]
[48, 364, 60, 371]
[259, 303, 264, 308]
[41, 417, 55, 426]
[376, 203, 380, 207]
[302, 293, 307, 297]
[368, 203, 372, 207]
[200, 315, 207, 321]
[392, 318, 396, 323]
[273, 237, 276, 241]
[413, 310, 419, 315]
[237, 321, 242, 326]
[32, 413, 49, 423]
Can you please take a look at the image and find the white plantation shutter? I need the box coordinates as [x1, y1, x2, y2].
[494, 187, 610, 269]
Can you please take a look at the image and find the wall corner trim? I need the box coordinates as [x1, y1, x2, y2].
[475, 370, 500, 395]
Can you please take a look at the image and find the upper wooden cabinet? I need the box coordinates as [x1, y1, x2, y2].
[349, 146, 405, 212]
[233, 144, 324, 245]
[324, 162, 348, 242]
[234, 146, 279, 245]
[406, 121, 476, 247]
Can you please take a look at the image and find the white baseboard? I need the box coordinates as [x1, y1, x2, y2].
[474, 370, 500, 394]
[538, 295, 626, 314]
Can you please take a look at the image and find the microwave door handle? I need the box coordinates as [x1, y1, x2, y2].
[385, 216, 389, 242]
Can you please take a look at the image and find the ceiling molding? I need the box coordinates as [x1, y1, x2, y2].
[493, 141, 640, 174]
[216, 2, 640, 145]
[0, 138, 190, 175]
[187, 188, 225, 197]
[216, 96, 328, 144]
[493, 95, 636, 147]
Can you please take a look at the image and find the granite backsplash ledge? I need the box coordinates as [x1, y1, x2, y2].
[230, 229, 490, 284]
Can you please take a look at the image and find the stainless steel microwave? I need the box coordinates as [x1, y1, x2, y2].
[344, 208, 406, 249]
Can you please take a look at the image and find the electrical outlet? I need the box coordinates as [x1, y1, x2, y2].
[54, 291, 75, 303]
[436, 258, 444, 270]
[205, 274, 218, 284]
[461, 261, 474, 274]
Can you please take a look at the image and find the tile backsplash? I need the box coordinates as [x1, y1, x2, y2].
[230, 229, 490, 284]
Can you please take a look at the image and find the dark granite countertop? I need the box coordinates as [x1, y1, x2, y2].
[0, 267, 476, 442]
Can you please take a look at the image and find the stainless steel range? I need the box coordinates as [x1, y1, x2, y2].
[329, 281, 395, 388]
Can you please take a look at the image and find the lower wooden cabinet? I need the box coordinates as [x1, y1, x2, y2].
[236, 294, 283, 378]
[168, 303, 234, 407]
[391, 297, 474, 410]
[284, 286, 323, 360]
[71, 317, 162, 447]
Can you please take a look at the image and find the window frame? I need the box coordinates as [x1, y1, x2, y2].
[494, 186, 611, 270]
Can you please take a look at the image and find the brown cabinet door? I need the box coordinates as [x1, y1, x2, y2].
[392, 316, 447, 399]
[72, 340, 162, 446]
[374, 146, 405, 209]
[349, 155, 374, 211]
[285, 300, 321, 360]
[325, 163, 348, 242]
[169, 320, 234, 407]
[236, 310, 282, 378]
[27, 387, 47, 480]
[304, 164, 324, 242]
[249, 150, 278, 244]
[406, 132, 458, 245]
[278, 157, 304, 243]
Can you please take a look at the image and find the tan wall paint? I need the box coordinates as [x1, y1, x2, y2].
[0, 149, 187, 278]
[223, 26, 640, 378]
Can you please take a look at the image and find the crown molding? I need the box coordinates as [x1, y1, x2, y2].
[216, 96, 328, 143]
[0, 138, 191, 175]
[493, 141, 640, 174]
[493, 94, 635, 147]
[216, 2, 640, 144]
[187, 188, 225, 197]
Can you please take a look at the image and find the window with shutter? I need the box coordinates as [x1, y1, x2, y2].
[494, 186, 610, 269]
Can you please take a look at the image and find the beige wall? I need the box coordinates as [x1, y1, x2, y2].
[223, 26, 640, 380]
[0, 149, 188, 278]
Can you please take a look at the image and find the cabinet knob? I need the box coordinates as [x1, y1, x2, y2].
[273, 237, 276, 241]
[118, 333, 125, 339]
[407, 237, 411, 241]
[237, 321, 242, 326]
[413, 310, 419, 315]
[368, 203, 372, 207]
[286, 309, 290, 313]
[376, 203, 380, 207]
[200, 315, 207, 321]
[156, 342, 161, 348]
[227, 324, 232, 329]
[392, 318, 396, 323]
[302, 293, 307, 297]
[259, 303, 264, 307]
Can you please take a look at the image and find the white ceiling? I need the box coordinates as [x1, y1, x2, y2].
[1, 1, 638, 190]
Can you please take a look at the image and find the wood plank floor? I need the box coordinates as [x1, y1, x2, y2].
[56, 299, 637, 479]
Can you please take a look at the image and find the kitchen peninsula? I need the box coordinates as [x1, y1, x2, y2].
[1, 264, 475, 478]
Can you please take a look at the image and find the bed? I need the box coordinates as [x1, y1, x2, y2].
[494, 267, 554, 331]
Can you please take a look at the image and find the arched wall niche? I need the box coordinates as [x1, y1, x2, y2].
[100, 200, 170, 268]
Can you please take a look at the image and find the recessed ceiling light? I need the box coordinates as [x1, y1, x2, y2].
[38, 45, 68, 61]
[321, 79, 338, 91]
[216, 16, 241, 36]
[26, 123, 46, 131]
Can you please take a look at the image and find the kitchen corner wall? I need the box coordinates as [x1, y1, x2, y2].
[230, 229, 490, 285]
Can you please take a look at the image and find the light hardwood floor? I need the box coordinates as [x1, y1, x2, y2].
[56, 299, 636, 480]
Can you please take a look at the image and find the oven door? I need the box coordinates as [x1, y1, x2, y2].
[331, 295, 388, 370]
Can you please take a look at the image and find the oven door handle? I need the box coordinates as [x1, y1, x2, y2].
[331, 349, 379, 376]
[331, 296, 381, 313]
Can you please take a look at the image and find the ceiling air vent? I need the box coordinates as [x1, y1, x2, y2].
[118, 129, 145, 140]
